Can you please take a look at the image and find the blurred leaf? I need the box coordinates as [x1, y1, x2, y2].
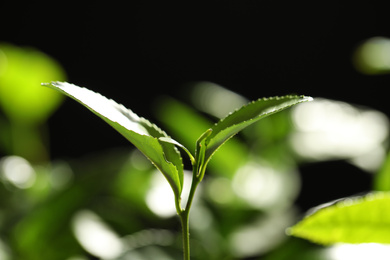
[249, 110, 292, 145]
[288, 192, 390, 245]
[353, 37, 390, 75]
[189, 81, 248, 119]
[12, 184, 86, 260]
[111, 150, 154, 213]
[374, 151, 390, 191]
[8, 122, 49, 163]
[44, 82, 184, 199]
[0, 115, 11, 153]
[262, 238, 329, 260]
[155, 97, 211, 152]
[0, 43, 66, 124]
[245, 110, 296, 166]
[204, 95, 313, 165]
[10, 150, 131, 260]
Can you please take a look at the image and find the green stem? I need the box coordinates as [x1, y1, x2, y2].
[179, 210, 191, 260]
[178, 167, 202, 260]
[178, 134, 210, 260]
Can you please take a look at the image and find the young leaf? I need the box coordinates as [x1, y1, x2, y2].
[288, 192, 390, 245]
[155, 97, 248, 178]
[203, 95, 312, 164]
[43, 82, 184, 198]
[159, 137, 195, 165]
[194, 129, 212, 179]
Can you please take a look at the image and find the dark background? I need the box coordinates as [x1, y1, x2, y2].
[1, 1, 388, 210]
[3, 2, 389, 105]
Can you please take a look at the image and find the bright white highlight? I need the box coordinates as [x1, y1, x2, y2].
[290, 98, 389, 171]
[191, 81, 248, 118]
[206, 177, 236, 205]
[354, 37, 390, 74]
[229, 210, 294, 257]
[146, 171, 192, 218]
[0, 238, 10, 260]
[72, 210, 124, 259]
[122, 229, 174, 250]
[233, 163, 281, 208]
[232, 162, 299, 209]
[0, 156, 36, 189]
[327, 243, 390, 260]
[146, 173, 177, 218]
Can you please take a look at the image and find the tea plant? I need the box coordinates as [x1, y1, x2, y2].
[43, 81, 312, 259]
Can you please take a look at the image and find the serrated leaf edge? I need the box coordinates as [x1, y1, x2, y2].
[43, 81, 184, 196]
[288, 191, 390, 245]
[203, 95, 312, 160]
[209, 95, 312, 132]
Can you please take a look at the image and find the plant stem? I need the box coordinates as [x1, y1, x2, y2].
[178, 168, 202, 260]
[179, 210, 191, 260]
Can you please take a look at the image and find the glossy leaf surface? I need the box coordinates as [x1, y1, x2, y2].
[289, 192, 390, 245]
[203, 95, 312, 163]
[43, 82, 183, 198]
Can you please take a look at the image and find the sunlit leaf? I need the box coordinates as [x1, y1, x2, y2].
[203, 95, 313, 164]
[159, 137, 195, 164]
[194, 128, 213, 179]
[0, 43, 66, 124]
[43, 82, 183, 198]
[288, 192, 390, 245]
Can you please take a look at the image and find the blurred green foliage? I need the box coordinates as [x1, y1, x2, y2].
[0, 44, 390, 260]
[0, 43, 66, 162]
[0, 43, 66, 124]
[353, 37, 390, 75]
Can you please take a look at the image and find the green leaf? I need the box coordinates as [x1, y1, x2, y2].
[155, 97, 248, 178]
[288, 192, 390, 245]
[43, 81, 183, 198]
[159, 137, 195, 164]
[203, 95, 312, 164]
[194, 128, 212, 179]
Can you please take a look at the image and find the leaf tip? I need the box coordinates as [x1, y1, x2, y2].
[303, 96, 314, 102]
[41, 81, 63, 88]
